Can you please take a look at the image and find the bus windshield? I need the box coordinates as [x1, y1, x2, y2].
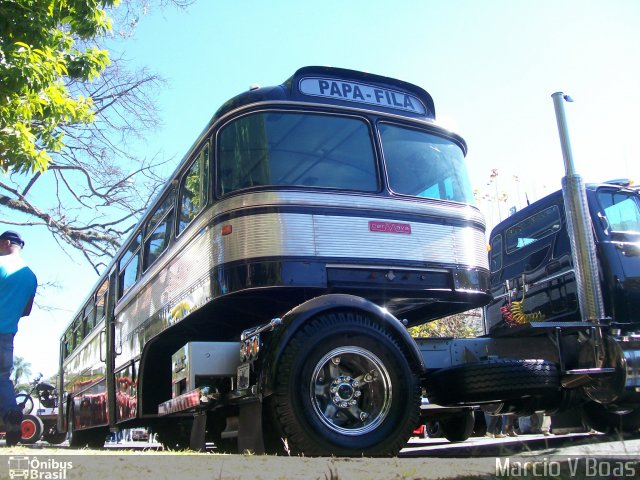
[597, 189, 640, 233]
[218, 112, 378, 195]
[379, 123, 474, 204]
[217, 110, 474, 204]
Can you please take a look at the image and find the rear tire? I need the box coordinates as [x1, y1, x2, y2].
[439, 411, 474, 442]
[270, 311, 420, 456]
[427, 359, 560, 405]
[20, 414, 44, 444]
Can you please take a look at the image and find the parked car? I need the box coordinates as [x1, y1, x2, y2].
[130, 428, 149, 441]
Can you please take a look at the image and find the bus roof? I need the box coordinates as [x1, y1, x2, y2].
[213, 66, 436, 123]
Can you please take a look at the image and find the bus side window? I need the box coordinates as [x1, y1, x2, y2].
[83, 297, 96, 333]
[143, 189, 175, 270]
[178, 145, 209, 234]
[118, 233, 142, 298]
[64, 327, 74, 358]
[72, 316, 84, 348]
[96, 279, 108, 321]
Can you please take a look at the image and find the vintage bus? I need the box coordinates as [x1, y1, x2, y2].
[58, 66, 492, 456]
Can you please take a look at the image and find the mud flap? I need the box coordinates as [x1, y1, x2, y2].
[190, 412, 207, 452]
[238, 399, 265, 454]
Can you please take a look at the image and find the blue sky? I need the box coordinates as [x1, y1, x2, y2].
[11, 0, 640, 378]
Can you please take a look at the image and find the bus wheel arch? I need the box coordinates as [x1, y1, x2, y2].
[265, 307, 422, 456]
[261, 294, 425, 396]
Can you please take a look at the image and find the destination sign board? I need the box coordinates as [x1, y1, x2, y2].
[299, 77, 427, 116]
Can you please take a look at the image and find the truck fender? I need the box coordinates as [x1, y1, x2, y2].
[258, 294, 425, 396]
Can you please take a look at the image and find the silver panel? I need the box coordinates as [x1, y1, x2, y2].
[314, 215, 487, 267]
[172, 342, 240, 397]
[215, 191, 485, 227]
[219, 213, 316, 262]
[114, 191, 487, 370]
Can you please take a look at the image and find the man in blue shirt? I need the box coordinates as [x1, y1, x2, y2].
[0, 231, 37, 446]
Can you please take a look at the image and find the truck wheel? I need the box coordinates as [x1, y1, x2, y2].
[439, 411, 475, 442]
[20, 414, 44, 444]
[427, 359, 560, 405]
[581, 402, 640, 434]
[270, 311, 420, 456]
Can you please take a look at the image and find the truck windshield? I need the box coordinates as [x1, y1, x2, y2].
[379, 123, 474, 204]
[597, 190, 640, 233]
[218, 111, 378, 195]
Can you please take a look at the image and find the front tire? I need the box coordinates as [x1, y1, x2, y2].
[270, 311, 420, 456]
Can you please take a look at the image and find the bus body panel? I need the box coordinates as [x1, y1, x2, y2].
[58, 67, 492, 451]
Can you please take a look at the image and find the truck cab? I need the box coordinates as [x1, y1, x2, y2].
[485, 181, 640, 334]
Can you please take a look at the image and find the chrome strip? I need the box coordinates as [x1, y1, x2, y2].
[326, 264, 450, 273]
[530, 269, 575, 287]
[214, 190, 485, 226]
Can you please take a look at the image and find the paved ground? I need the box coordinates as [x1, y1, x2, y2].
[1, 431, 639, 479]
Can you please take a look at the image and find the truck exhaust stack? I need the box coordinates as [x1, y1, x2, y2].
[552, 92, 607, 367]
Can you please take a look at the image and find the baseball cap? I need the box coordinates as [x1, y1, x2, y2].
[0, 231, 25, 247]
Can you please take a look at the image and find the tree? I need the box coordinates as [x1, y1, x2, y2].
[409, 309, 483, 339]
[0, 0, 115, 174]
[11, 355, 32, 388]
[0, 0, 191, 272]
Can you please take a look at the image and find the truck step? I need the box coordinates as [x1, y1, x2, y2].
[564, 368, 616, 375]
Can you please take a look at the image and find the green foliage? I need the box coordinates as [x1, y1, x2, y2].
[0, 0, 117, 173]
[11, 355, 31, 387]
[409, 310, 483, 339]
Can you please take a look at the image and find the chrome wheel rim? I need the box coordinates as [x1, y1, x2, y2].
[309, 346, 392, 436]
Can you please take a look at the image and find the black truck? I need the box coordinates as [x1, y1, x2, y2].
[480, 94, 640, 433]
